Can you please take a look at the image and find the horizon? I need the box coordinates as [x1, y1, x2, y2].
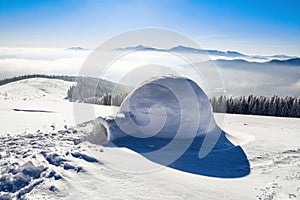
[0, 44, 299, 57]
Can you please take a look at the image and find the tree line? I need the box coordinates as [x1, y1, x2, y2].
[1, 75, 298, 118]
[210, 95, 300, 118]
[82, 93, 129, 106]
[65, 77, 299, 118]
[67, 76, 132, 106]
[0, 74, 131, 106]
[0, 74, 76, 86]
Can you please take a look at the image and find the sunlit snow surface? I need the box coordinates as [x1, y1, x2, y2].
[0, 78, 300, 199]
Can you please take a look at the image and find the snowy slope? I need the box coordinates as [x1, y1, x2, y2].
[0, 78, 114, 135]
[0, 78, 74, 101]
[0, 78, 299, 199]
[1, 113, 299, 200]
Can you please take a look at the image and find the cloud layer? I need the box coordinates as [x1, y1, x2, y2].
[0, 47, 299, 97]
[0, 47, 89, 79]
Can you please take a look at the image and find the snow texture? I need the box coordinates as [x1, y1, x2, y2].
[0, 77, 299, 199]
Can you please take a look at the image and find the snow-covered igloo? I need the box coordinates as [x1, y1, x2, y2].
[107, 76, 217, 140]
[91, 76, 250, 178]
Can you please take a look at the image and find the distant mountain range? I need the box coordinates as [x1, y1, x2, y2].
[267, 58, 300, 66]
[66, 45, 300, 65]
[115, 45, 246, 57]
[213, 58, 300, 67]
[115, 45, 299, 63]
[66, 47, 90, 51]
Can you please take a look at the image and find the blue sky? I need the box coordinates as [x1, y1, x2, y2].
[0, 0, 300, 55]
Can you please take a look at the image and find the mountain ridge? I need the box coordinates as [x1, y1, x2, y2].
[115, 45, 299, 61]
[214, 57, 300, 66]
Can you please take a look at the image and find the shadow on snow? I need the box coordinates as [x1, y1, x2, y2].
[106, 130, 250, 178]
[13, 108, 54, 113]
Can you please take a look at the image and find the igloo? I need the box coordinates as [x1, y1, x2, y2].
[110, 76, 217, 140]
[93, 76, 250, 178]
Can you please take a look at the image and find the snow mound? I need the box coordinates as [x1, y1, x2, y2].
[82, 118, 108, 145]
[0, 78, 75, 101]
[108, 76, 216, 140]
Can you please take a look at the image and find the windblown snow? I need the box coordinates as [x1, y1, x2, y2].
[0, 77, 300, 199]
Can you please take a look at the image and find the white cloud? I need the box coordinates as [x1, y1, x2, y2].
[0, 47, 299, 97]
[0, 47, 90, 79]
